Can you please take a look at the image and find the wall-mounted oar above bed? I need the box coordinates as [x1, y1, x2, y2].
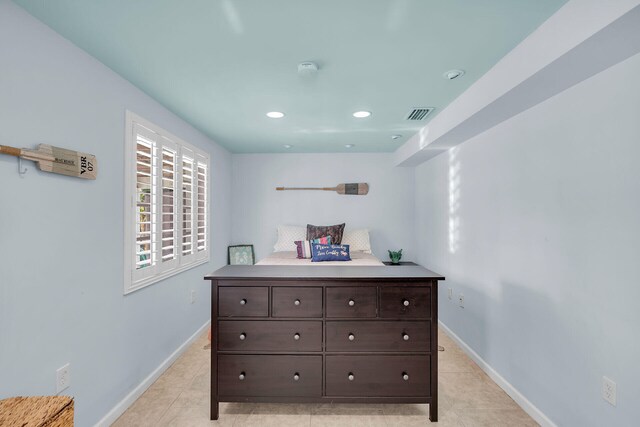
[276, 183, 369, 195]
[0, 144, 97, 179]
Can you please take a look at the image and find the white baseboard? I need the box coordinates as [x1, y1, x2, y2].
[95, 320, 211, 427]
[438, 320, 556, 427]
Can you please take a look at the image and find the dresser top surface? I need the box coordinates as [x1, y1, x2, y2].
[206, 264, 444, 281]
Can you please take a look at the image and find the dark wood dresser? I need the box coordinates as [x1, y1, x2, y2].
[205, 265, 444, 421]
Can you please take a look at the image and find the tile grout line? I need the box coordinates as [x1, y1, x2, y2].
[154, 375, 194, 425]
[156, 347, 208, 426]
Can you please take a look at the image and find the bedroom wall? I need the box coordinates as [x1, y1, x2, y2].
[414, 52, 640, 426]
[0, 2, 231, 426]
[231, 153, 415, 261]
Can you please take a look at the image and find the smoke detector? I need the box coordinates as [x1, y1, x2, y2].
[443, 69, 465, 80]
[298, 61, 319, 75]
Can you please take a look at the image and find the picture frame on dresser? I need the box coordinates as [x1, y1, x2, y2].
[227, 244, 255, 265]
[205, 264, 444, 422]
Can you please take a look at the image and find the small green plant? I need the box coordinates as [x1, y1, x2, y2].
[388, 249, 403, 264]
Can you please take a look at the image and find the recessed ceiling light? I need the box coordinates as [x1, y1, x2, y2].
[352, 111, 371, 118]
[266, 111, 285, 118]
[443, 69, 465, 80]
[391, 134, 403, 140]
[345, 144, 355, 148]
[283, 144, 292, 149]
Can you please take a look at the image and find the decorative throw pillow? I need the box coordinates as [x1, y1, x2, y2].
[315, 236, 332, 245]
[273, 225, 306, 252]
[341, 229, 372, 254]
[295, 236, 332, 259]
[311, 244, 351, 262]
[307, 223, 346, 244]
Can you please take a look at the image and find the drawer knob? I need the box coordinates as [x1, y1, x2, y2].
[239, 372, 246, 380]
[403, 299, 410, 307]
[403, 333, 410, 341]
[294, 333, 301, 341]
[348, 299, 355, 307]
[240, 299, 247, 305]
[402, 372, 409, 381]
[348, 333, 355, 341]
[294, 299, 301, 306]
[293, 373, 300, 381]
[348, 373, 355, 381]
[239, 333, 247, 340]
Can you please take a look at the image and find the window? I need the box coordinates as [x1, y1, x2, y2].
[124, 111, 210, 294]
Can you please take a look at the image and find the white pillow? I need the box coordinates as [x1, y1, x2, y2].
[342, 229, 372, 254]
[273, 225, 306, 252]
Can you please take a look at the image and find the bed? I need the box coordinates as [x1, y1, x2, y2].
[256, 250, 385, 266]
[205, 226, 444, 423]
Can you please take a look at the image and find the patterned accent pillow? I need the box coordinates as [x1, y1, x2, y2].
[307, 223, 345, 244]
[314, 236, 332, 245]
[273, 225, 306, 252]
[295, 236, 332, 259]
[341, 229, 372, 254]
[311, 244, 351, 262]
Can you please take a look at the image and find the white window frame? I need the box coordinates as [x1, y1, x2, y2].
[124, 111, 210, 294]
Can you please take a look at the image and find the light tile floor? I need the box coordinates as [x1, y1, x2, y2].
[113, 328, 538, 426]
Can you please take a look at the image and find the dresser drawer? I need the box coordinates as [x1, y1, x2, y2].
[326, 287, 377, 318]
[218, 355, 322, 397]
[326, 355, 430, 397]
[326, 321, 430, 352]
[219, 286, 268, 317]
[380, 286, 431, 318]
[272, 287, 322, 317]
[218, 320, 322, 351]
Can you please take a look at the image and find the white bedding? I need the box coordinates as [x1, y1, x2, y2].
[256, 251, 385, 266]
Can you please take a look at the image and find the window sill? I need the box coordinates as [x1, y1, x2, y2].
[124, 257, 209, 295]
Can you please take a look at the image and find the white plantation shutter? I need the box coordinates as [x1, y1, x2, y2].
[159, 137, 178, 272]
[196, 155, 209, 254]
[181, 149, 196, 263]
[132, 124, 159, 283]
[125, 112, 210, 294]
[195, 153, 208, 258]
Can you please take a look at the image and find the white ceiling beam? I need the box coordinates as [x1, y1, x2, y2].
[395, 0, 640, 167]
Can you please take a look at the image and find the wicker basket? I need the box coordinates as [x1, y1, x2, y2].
[0, 396, 74, 427]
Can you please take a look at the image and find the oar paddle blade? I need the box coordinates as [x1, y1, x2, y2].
[336, 183, 369, 195]
[34, 144, 97, 180]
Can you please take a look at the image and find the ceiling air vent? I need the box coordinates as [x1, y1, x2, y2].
[405, 107, 434, 121]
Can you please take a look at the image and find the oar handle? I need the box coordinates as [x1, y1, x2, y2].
[0, 145, 22, 157]
[276, 187, 335, 191]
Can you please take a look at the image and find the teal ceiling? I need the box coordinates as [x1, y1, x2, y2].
[14, 0, 566, 153]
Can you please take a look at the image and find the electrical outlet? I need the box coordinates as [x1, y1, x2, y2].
[56, 363, 70, 393]
[448, 288, 453, 300]
[458, 294, 464, 308]
[602, 376, 616, 406]
[190, 290, 196, 304]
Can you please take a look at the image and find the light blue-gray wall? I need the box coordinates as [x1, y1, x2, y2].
[0, 2, 231, 426]
[231, 153, 415, 261]
[414, 52, 640, 426]
[4, 0, 640, 425]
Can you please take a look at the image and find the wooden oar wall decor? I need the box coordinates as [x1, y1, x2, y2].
[276, 183, 369, 195]
[0, 144, 97, 180]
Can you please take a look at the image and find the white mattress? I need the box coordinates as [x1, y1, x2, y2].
[256, 251, 385, 266]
